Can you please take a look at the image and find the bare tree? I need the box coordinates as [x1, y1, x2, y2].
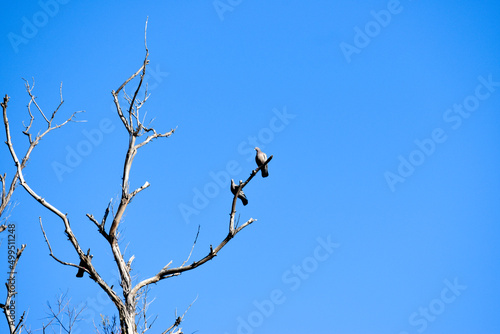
[1, 20, 272, 334]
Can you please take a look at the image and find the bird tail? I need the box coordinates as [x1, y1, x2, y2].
[261, 166, 269, 178]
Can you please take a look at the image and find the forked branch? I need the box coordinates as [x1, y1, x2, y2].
[108, 19, 175, 239]
[1, 81, 83, 221]
[130, 156, 273, 296]
[2, 85, 122, 310]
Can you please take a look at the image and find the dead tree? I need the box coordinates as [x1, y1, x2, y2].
[2, 20, 272, 334]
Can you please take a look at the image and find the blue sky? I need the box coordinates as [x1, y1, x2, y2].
[1, 1, 500, 333]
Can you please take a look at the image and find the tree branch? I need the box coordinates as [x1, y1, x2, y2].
[1, 244, 26, 334]
[87, 213, 110, 241]
[42, 291, 86, 333]
[161, 295, 197, 334]
[180, 225, 200, 268]
[1, 81, 84, 221]
[0, 96, 19, 221]
[129, 156, 273, 296]
[134, 127, 176, 149]
[39, 217, 82, 271]
[102, 22, 181, 332]
[130, 181, 151, 200]
[137, 286, 157, 334]
[2, 87, 122, 312]
[22, 77, 49, 123]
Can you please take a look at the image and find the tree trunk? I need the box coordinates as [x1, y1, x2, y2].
[119, 304, 137, 334]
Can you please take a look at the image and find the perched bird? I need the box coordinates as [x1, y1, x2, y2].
[76, 259, 86, 278]
[255, 147, 269, 177]
[76, 249, 92, 278]
[231, 179, 248, 206]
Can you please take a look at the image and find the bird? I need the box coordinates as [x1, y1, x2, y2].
[231, 179, 248, 206]
[76, 259, 86, 278]
[255, 147, 269, 177]
[76, 249, 92, 278]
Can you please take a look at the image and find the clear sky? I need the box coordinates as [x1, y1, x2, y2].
[1, 1, 500, 333]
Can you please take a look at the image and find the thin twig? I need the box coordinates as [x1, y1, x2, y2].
[39, 217, 82, 271]
[180, 225, 200, 268]
[130, 181, 151, 200]
[161, 295, 197, 334]
[23, 78, 49, 123]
